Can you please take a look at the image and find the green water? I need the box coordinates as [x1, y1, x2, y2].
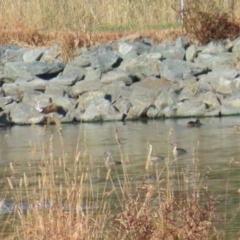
[0, 117, 240, 236]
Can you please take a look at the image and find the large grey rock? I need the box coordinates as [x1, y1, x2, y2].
[40, 44, 62, 63]
[0, 45, 22, 62]
[114, 98, 133, 114]
[10, 102, 45, 124]
[176, 98, 206, 116]
[2, 83, 23, 101]
[90, 45, 122, 69]
[202, 41, 227, 54]
[220, 105, 240, 116]
[146, 106, 163, 118]
[232, 37, 240, 59]
[49, 73, 81, 86]
[199, 91, 220, 108]
[119, 53, 162, 77]
[127, 105, 149, 118]
[45, 85, 66, 96]
[175, 36, 190, 49]
[159, 59, 207, 82]
[79, 91, 105, 110]
[0, 96, 13, 106]
[71, 54, 91, 68]
[101, 81, 131, 103]
[195, 52, 236, 70]
[185, 45, 198, 62]
[71, 81, 103, 97]
[4, 62, 32, 81]
[116, 41, 150, 58]
[84, 67, 101, 81]
[149, 42, 185, 60]
[130, 85, 157, 106]
[2, 48, 27, 63]
[100, 70, 133, 85]
[16, 77, 49, 91]
[155, 89, 178, 111]
[23, 48, 45, 62]
[82, 99, 122, 122]
[28, 61, 65, 76]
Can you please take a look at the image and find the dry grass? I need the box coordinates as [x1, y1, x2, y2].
[0, 126, 222, 239]
[0, 0, 239, 61]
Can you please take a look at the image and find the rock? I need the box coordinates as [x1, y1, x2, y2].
[176, 98, 206, 117]
[40, 43, 62, 63]
[100, 70, 133, 85]
[149, 42, 185, 60]
[155, 89, 178, 111]
[159, 59, 207, 82]
[79, 91, 105, 110]
[119, 53, 162, 77]
[3, 62, 32, 81]
[175, 36, 190, 49]
[10, 102, 45, 124]
[101, 81, 131, 103]
[84, 67, 101, 81]
[90, 45, 122, 70]
[195, 52, 236, 70]
[49, 72, 81, 86]
[81, 104, 102, 122]
[146, 106, 163, 118]
[28, 61, 65, 77]
[23, 48, 45, 62]
[2, 48, 27, 63]
[82, 99, 122, 122]
[185, 45, 198, 62]
[116, 41, 150, 58]
[0, 45, 22, 62]
[16, 77, 49, 91]
[70, 54, 91, 68]
[127, 105, 149, 118]
[71, 81, 103, 97]
[2, 83, 23, 102]
[63, 62, 86, 78]
[114, 98, 133, 114]
[45, 85, 66, 96]
[130, 85, 157, 107]
[0, 96, 13, 106]
[202, 41, 227, 54]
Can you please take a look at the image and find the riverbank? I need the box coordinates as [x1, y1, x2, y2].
[0, 34, 240, 125]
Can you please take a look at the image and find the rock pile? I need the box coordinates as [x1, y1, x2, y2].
[0, 34, 240, 125]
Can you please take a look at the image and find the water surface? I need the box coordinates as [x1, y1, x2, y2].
[1, 117, 240, 235]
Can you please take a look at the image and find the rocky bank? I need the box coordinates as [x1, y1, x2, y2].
[0, 34, 240, 125]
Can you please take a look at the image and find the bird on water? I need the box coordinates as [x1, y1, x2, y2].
[187, 119, 202, 127]
[148, 144, 165, 164]
[172, 143, 187, 157]
[104, 151, 122, 168]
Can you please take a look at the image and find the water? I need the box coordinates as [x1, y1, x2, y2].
[1, 117, 240, 235]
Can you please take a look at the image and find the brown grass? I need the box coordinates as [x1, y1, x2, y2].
[0, 0, 239, 61]
[0, 127, 221, 240]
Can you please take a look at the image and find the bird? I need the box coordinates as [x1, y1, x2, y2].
[148, 144, 165, 165]
[42, 98, 60, 114]
[35, 98, 60, 114]
[172, 143, 187, 157]
[187, 119, 202, 127]
[104, 151, 122, 168]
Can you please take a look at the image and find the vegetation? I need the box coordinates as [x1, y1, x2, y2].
[0, 124, 227, 239]
[0, 0, 239, 61]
